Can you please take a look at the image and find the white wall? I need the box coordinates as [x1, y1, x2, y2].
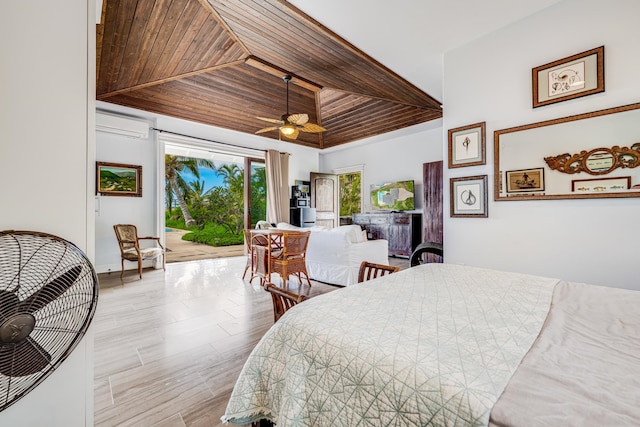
[319, 120, 443, 212]
[0, 0, 94, 425]
[443, 0, 640, 290]
[95, 113, 160, 273]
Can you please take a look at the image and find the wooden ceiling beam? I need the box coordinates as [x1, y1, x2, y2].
[196, 0, 251, 56]
[97, 59, 246, 99]
[244, 56, 322, 93]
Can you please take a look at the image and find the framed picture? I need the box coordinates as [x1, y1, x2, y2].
[450, 175, 488, 218]
[448, 122, 486, 168]
[572, 176, 631, 193]
[532, 46, 604, 108]
[96, 162, 142, 197]
[506, 168, 545, 193]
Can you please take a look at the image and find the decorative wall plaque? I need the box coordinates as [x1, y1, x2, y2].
[544, 143, 640, 175]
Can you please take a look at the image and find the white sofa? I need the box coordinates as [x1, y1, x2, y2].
[276, 223, 389, 286]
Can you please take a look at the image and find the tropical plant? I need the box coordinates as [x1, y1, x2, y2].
[165, 155, 214, 227]
[250, 165, 267, 226]
[216, 163, 243, 191]
[187, 179, 212, 204]
[215, 163, 245, 234]
[339, 172, 362, 216]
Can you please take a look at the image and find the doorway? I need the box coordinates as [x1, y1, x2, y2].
[163, 142, 266, 262]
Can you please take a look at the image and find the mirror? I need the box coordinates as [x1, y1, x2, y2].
[494, 102, 640, 200]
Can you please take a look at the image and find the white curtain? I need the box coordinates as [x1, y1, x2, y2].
[265, 149, 290, 224]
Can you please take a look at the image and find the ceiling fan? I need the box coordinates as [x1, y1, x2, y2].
[256, 74, 326, 140]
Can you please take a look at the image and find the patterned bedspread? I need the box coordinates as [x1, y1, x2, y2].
[222, 264, 558, 426]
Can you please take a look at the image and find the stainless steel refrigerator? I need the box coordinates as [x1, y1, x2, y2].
[290, 207, 316, 227]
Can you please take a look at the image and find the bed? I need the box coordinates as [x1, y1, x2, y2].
[222, 264, 640, 426]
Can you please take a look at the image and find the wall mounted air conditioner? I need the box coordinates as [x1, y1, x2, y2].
[96, 112, 149, 139]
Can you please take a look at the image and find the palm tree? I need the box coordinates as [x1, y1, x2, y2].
[339, 173, 361, 216]
[165, 155, 214, 227]
[215, 163, 243, 191]
[188, 179, 212, 204]
[216, 163, 245, 233]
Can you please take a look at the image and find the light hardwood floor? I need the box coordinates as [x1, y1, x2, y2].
[95, 256, 409, 426]
[94, 257, 339, 426]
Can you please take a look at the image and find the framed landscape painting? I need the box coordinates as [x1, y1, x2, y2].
[96, 162, 142, 197]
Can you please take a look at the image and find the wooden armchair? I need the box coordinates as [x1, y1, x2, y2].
[357, 261, 399, 283]
[270, 231, 311, 288]
[264, 283, 307, 322]
[113, 224, 165, 279]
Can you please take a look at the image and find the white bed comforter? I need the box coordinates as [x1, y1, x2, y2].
[222, 264, 558, 426]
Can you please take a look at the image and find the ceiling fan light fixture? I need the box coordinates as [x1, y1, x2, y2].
[280, 124, 296, 136]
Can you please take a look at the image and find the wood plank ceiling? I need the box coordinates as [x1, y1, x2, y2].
[96, 0, 442, 149]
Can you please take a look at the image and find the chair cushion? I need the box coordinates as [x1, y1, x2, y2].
[140, 248, 163, 259]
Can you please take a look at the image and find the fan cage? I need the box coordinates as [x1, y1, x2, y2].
[0, 230, 99, 412]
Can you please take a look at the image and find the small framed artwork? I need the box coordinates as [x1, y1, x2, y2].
[450, 175, 488, 218]
[532, 46, 604, 108]
[506, 168, 545, 193]
[448, 122, 486, 168]
[96, 162, 142, 197]
[572, 176, 631, 193]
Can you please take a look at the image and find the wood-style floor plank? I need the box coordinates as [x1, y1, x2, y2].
[94, 256, 343, 426]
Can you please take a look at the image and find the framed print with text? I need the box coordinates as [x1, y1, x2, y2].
[572, 176, 630, 193]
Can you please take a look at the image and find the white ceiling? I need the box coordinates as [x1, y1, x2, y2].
[288, 0, 564, 101]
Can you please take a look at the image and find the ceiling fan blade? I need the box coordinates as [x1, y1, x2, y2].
[287, 114, 309, 125]
[299, 123, 326, 133]
[0, 290, 20, 320]
[0, 337, 51, 377]
[18, 266, 82, 313]
[256, 116, 284, 125]
[255, 126, 279, 134]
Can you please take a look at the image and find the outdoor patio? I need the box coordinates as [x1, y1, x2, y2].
[164, 228, 244, 263]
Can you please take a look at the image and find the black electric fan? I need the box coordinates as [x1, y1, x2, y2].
[0, 230, 98, 411]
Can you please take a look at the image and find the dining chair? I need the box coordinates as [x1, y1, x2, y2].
[246, 231, 271, 284]
[243, 229, 259, 282]
[270, 231, 311, 288]
[357, 261, 399, 283]
[113, 224, 165, 279]
[264, 283, 307, 322]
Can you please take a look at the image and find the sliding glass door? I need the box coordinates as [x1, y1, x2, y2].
[245, 157, 267, 228]
[162, 143, 266, 262]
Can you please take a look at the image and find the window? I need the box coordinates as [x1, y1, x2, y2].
[334, 165, 364, 220]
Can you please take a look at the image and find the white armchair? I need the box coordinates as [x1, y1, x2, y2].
[277, 223, 389, 286]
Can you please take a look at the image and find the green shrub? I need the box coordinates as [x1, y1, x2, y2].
[181, 223, 243, 246]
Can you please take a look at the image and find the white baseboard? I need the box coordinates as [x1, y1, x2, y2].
[95, 260, 155, 274]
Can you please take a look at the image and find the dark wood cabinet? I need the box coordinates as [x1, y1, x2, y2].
[352, 212, 422, 257]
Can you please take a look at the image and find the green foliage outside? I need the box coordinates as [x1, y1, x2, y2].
[165, 158, 267, 247]
[339, 172, 361, 217]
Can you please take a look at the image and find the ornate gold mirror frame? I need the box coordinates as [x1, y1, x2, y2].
[544, 143, 640, 175]
[494, 102, 640, 200]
